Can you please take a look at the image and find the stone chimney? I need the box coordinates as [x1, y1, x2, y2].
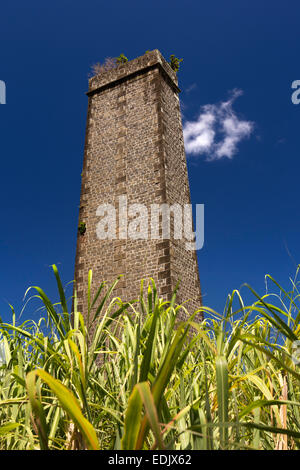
[75, 50, 202, 322]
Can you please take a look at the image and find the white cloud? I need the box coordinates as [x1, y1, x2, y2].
[183, 89, 254, 161]
[183, 110, 215, 153]
[185, 83, 197, 94]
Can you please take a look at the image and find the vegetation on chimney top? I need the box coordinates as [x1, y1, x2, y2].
[90, 51, 183, 78]
[116, 53, 128, 64]
[90, 54, 128, 77]
[168, 54, 183, 73]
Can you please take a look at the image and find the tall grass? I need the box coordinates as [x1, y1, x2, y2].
[1, 265, 300, 450]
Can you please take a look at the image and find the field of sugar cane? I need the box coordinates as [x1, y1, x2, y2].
[1, 264, 300, 450]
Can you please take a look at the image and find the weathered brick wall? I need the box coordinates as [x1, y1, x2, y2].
[159, 67, 202, 319]
[75, 50, 202, 324]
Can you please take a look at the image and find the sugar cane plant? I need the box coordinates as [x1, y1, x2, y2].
[1, 264, 300, 449]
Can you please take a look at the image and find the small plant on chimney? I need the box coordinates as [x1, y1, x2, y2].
[169, 54, 183, 73]
[78, 222, 86, 235]
[116, 53, 128, 64]
[90, 57, 118, 77]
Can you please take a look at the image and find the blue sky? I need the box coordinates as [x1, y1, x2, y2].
[0, 0, 300, 323]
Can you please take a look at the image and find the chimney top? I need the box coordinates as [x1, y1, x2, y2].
[87, 49, 180, 97]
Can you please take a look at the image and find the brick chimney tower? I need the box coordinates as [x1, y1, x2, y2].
[75, 50, 202, 321]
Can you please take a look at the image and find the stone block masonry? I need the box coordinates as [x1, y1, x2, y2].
[74, 50, 202, 325]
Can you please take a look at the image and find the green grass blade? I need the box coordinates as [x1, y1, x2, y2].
[216, 355, 229, 449]
[27, 369, 99, 450]
[121, 382, 143, 450]
[136, 382, 165, 450]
